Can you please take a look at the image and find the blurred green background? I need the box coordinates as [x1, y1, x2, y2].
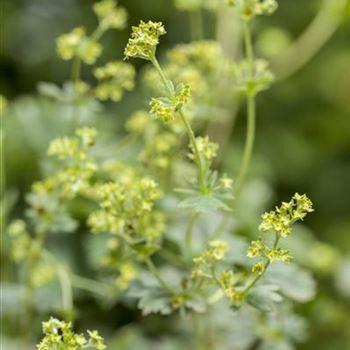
[1, 0, 350, 349]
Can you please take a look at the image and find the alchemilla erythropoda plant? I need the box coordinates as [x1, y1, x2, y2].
[7, 0, 341, 349]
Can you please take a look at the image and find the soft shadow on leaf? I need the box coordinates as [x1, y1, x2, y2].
[247, 284, 283, 312]
[264, 263, 316, 302]
[128, 275, 172, 316]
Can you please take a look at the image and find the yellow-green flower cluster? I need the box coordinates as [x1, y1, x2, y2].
[193, 240, 228, 266]
[247, 194, 313, 274]
[56, 1, 128, 65]
[7, 220, 56, 288]
[219, 174, 233, 189]
[146, 41, 225, 97]
[93, 0, 127, 31]
[150, 84, 191, 122]
[226, 0, 278, 20]
[189, 136, 218, 162]
[150, 98, 174, 122]
[259, 193, 314, 237]
[175, 83, 191, 109]
[7, 220, 31, 262]
[88, 176, 165, 243]
[265, 248, 292, 262]
[217, 270, 244, 306]
[167, 41, 224, 72]
[247, 236, 292, 266]
[231, 59, 274, 95]
[94, 61, 135, 101]
[37, 318, 106, 350]
[125, 110, 151, 134]
[116, 262, 139, 290]
[247, 237, 265, 258]
[124, 21, 166, 61]
[47, 127, 98, 197]
[57, 27, 102, 64]
[140, 132, 179, 170]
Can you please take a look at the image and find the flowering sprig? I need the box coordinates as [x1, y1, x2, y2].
[7, 220, 56, 288]
[185, 194, 313, 308]
[93, 0, 127, 31]
[47, 127, 98, 198]
[149, 83, 191, 122]
[87, 169, 166, 270]
[57, 0, 127, 82]
[231, 59, 274, 96]
[124, 21, 166, 61]
[94, 61, 135, 101]
[259, 193, 314, 237]
[37, 318, 106, 350]
[57, 27, 102, 65]
[228, 0, 277, 195]
[226, 0, 278, 20]
[241, 193, 314, 297]
[125, 21, 209, 194]
[193, 240, 229, 267]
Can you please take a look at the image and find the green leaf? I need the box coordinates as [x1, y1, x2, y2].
[247, 284, 283, 312]
[265, 263, 316, 302]
[128, 276, 172, 316]
[178, 193, 231, 213]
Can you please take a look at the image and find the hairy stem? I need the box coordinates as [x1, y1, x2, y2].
[71, 274, 113, 297]
[145, 257, 175, 295]
[71, 56, 81, 83]
[235, 20, 256, 195]
[241, 233, 280, 296]
[235, 94, 256, 194]
[151, 56, 207, 193]
[56, 265, 74, 314]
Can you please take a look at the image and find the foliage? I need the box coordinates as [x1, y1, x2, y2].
[2, 0, 350, 349]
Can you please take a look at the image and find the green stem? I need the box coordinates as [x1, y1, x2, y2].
[71, 56, 81, 83]
[71, 274, 113, 297]
[70, 24, 105, 83]
[145, 257, 175, 295]
[235, 94, 256, 194]
[241, 233, 280, 296]
[235, 20, 256, 195]
[158, 248, 188, 267]
[273, 0, 346, 81]
[56, 265, 74, 314]
[150, 56, 207, 193]
[190, 10, 204, 41]
[243, 20, 254, 73]
[90, 24, 106, 42]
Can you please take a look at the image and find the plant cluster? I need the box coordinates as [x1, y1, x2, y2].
[3, 0, 324, 349]
[37, 318, 106, 350]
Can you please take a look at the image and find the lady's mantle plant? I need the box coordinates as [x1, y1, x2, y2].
[5, 0, 317, 349]
[37, 318, 106, 350]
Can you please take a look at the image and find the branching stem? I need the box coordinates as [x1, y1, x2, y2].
[145, 257, 176, 295]
[150, 56, 207, 193]
[241, 233, 280, 296]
